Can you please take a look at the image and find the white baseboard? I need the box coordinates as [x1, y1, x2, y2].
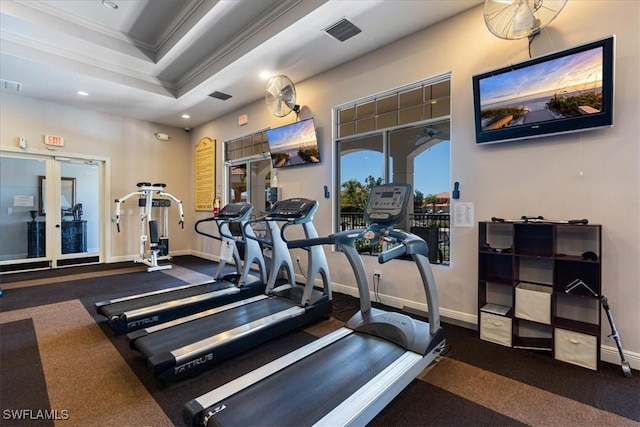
[601, 344, 640, 370]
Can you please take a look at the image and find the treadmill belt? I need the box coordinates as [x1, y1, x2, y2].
[99, 280, 234, 318]
[135, 297, 296, 357]
[207, 333, 406, 426]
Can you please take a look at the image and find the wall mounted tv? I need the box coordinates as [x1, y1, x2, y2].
[266, 118, 321, 168]
[472, 36, 614, 145]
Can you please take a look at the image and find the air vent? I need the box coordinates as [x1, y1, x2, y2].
[323, 18, 361, 42]
[209, 91, 232, 101]
[1, 79, 22, 92]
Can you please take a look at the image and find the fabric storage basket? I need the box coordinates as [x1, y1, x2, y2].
[554, 328, 598, 370]
[515, 282, 552, 324]
[480, 312, 512, 347]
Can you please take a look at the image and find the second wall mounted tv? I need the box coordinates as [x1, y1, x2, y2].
[472, 36, 615, 145]
[266, 118, 321, 168]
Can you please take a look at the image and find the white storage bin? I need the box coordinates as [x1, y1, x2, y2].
[554, 328, 598, 370]
[480, 312, 512, 347]
[515, 282, 552, 324]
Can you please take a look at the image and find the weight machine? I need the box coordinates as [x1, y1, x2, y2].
[115, 182, 184, 272]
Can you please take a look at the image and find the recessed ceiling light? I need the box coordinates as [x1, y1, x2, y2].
[181, 114, 190, 119]
[259, 71, 272, 80]
[76, 91, 89, 96]
[102, 0, 119, 10]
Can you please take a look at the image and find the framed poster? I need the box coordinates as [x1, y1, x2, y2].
[39, 176, 76, 215]
[195, 137, 215, 211]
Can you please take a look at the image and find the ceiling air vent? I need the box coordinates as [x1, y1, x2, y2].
[209, 91, 232, 101]
[1, 79, 22, 92]
[323, 18, 361, 42]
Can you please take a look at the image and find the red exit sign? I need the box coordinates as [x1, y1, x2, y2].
[44, 134, 64, 147]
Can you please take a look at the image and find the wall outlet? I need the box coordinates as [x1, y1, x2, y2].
[373, 269, 382, 278]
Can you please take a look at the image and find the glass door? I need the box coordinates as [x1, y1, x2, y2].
[55, 159, 101, 266]
[0, 153, 103, 272]
[0, 155, 47, 268]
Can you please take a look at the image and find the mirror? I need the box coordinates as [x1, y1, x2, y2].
[39, 176, 76, 216]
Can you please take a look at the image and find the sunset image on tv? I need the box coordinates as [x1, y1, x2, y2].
[267, 119, 320, 168]
[479, 46, 604, 131]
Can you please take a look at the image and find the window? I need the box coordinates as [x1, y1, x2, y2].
[225, 130, 272, 216]
[335, 74, 451, 265]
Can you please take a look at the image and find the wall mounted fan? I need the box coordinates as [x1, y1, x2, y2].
[484, 0, 567, 40]
[265, 75, 300, 117]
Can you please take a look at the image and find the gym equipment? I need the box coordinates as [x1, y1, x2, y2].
[114, 182, 185, 272]
[491, 216, 588, 225]
[601, 296, 632, 378]
[183, 183, 446, 426]
[126, 198, 332, 381]
[96, 202, 267, 334]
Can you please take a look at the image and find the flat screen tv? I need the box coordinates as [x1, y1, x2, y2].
[472, 36, 614, 145]
[266, 118, 321, 168]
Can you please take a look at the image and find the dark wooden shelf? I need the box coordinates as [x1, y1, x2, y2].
[513, 336, 553, 351]
[478, 221, 602, 371]
[553, 317, 600, 336]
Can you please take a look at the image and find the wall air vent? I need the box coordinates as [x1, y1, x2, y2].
[323, 18, 362, 42]
[209, 91, 232, 101]
[1, 79, 22, 92]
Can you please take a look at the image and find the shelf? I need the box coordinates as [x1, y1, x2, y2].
[480, 303, 511, 317]
[481, 276, 512, 285]
[553, 317, 600, 336]
[478, 220, 602, 371]
[513, 337, 553, 351]
[554, 254, 599, 263]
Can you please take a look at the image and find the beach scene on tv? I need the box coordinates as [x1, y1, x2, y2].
[267, 119, 321, 168]
[479, 46, 604, 131]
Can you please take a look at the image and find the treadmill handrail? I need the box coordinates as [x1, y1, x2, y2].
[241, 216, 273, 247]
[286, 235, 334, 249]
[194, 216, 223, 241]
[378, 230, 428, 263]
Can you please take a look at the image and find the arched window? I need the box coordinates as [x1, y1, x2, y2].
[334, 74, 451, 265]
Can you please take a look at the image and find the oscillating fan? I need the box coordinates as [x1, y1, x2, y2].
[265, 75, 300, 117]
[484, 0, 567, 40]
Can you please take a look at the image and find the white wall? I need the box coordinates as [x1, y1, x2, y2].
[1, 1, 637, 364]
[0, 94, 194, 260]
[190, 2, 640, 362]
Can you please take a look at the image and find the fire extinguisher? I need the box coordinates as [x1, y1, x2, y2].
[213, 197, 220, 216]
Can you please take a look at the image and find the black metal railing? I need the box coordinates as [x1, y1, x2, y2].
[339, 211, 450, 265]
[409, 213, 450, 265]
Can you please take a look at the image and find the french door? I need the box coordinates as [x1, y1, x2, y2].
[0, 152, 105, 272]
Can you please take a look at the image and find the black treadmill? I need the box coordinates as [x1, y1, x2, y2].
[126, 198, 332, 381]
[183, 183, 446, 426]
[95, 202, 267, 334]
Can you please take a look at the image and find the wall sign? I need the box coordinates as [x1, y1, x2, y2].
[194, 137, 216, 212]
[44, 134, 64, 147]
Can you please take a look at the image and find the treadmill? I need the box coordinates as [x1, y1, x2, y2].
[95, 202, 267, 334]
[126, 198, 332, 381]
[183, 183, 446, 427]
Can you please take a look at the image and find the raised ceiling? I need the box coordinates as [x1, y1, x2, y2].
[0, 0, 481, 128]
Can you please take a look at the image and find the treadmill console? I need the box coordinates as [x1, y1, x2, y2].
[365, 183, 412, 226]
[217, 202, 253, 220]
[267, 198, 318, 222]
